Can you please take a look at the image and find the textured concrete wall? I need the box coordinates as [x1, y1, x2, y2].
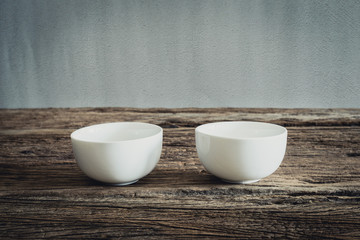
[1, 0, 359, 108]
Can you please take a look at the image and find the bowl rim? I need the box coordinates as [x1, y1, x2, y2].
[71, 122, 163, 144]
[195, 121, 287, 140]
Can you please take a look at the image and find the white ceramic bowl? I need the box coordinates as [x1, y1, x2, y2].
[195, 121, 287, 184]
[71, 122, 162, 186]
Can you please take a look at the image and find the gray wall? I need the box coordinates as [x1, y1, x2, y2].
[1, 0, 359, 108]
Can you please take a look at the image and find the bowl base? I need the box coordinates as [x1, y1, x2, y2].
[222, 179, 260, 184]
[107, 179, 139, 186]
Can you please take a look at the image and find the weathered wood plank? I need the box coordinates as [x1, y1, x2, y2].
[0, 108, 360, 130]
[0, 108, 359, 239]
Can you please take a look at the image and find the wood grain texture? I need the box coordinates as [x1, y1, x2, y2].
[0, 108, 359, 239]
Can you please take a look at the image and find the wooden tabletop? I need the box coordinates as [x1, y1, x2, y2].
[0, 108, 359, 239]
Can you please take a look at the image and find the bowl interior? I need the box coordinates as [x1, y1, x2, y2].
[196, 121, 286, 139]
[71, 122, 162, 143]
